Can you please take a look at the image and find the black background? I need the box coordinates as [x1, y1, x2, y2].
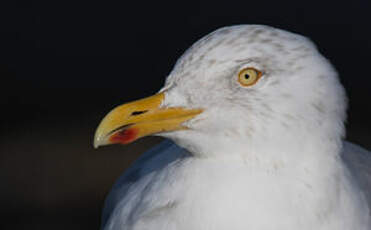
[3, 0, 371, 229]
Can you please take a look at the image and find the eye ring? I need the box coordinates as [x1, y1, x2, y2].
[237, 67, 262, 87]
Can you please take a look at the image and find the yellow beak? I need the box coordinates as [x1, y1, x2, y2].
[94, 92, 203, 148]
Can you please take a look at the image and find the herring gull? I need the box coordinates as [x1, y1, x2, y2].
[94, 25, 371, 230]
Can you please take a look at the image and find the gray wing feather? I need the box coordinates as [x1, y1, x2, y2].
[342, 141, 371, 209]
[101, 140, 187, 229]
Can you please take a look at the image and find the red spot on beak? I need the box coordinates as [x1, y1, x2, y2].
[109, 127, 139, 145]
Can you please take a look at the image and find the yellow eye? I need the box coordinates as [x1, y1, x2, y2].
[238, 67, 262, 87]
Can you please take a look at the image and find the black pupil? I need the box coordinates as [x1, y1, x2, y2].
[244, 74, 250, 79]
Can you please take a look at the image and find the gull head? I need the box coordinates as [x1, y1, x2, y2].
[94, 25, 347, 158]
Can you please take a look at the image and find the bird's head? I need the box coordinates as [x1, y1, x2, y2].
[94, 25, 346, 158]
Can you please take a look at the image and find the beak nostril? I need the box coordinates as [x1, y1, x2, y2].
[131, 110, 148, 116]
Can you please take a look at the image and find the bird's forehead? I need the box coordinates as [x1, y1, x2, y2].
[168, 25, 316, 82]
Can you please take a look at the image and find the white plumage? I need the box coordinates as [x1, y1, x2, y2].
[100, 25, 371, 229]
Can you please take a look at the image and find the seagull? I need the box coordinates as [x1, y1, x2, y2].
[94, 25, 371, 230]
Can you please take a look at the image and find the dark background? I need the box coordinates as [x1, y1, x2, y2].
[3, 0, 371, 229]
